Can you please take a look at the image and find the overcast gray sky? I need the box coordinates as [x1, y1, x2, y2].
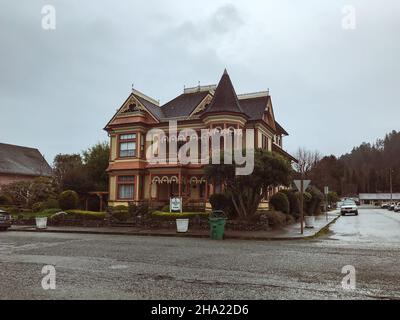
[0, 0, 399, 164]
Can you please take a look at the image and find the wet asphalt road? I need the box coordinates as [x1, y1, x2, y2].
[0, 208, 399, 300]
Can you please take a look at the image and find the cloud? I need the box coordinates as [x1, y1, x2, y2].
[0, 0, 399, 162]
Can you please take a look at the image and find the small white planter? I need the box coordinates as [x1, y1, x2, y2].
[35, 217, 48, 229]
[176, 219, 189, 233]
[304, 216, 315, 229]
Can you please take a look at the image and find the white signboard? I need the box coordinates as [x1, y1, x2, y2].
[324, 186, 329, 195]
[170, 197, 182, 213]
[293, 180, 311, 193]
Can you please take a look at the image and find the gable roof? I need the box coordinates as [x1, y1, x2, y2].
[239, 96, 269, 121]
[104, 72, 289, 136]
[161, 91, 210, 118]
[275, 121, 289, 135]
[203, 69, 245, 115]
[0, 143, 52, 177]
[133, 94, 164, 120]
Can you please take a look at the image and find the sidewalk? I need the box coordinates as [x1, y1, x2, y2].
[9, 212, 340, 241]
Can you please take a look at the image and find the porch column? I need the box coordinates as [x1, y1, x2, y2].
[135, 175, 140, 201]
[137, 132, 141, 158]
[98, 193, 103, 212]
[148, 173, 152, 207]
[185, 175, 189, 198]
[178, 171, 182, 198]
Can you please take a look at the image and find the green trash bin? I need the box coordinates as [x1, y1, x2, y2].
[209, 210, 227, 240]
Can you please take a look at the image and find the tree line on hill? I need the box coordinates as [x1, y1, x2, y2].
[298, 130, 400, 196]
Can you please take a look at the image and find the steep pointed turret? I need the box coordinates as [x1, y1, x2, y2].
[202, 69, 246, 116]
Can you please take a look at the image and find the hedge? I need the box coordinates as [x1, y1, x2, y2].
[59, 190, 79, 210]
[270, 192, 290, 214]
[209, 193, 229, 211]
[65, 210, 106, 220]
[0, 195, 12, 205]
[152, 211, 209, 219]
[280, 189, 301, 217]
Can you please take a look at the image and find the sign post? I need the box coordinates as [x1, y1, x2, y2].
[294, 178, 311, 235]
[170, 197, 182, 213]
[324, 186, 329, 221]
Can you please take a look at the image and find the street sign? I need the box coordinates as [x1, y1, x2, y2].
[294, 180, 311, 193]
[324, 186, 329, 195]
[170, 197, 182, 213]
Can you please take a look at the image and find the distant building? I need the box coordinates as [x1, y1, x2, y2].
[359, 193, 400, 205]
[0, 143, 52, 189]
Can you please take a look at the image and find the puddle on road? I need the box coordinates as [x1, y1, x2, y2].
[109, 265, 129, 270]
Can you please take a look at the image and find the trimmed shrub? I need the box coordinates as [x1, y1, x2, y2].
[112, 212, 130, 222]
[32, 202, 44, 213]
[327, 191, 339, 206]
[50, 211, 68, 223]
[110, 205, 129, 222]
[136, 202, 149, 216]
[66, 210, 106, 220]
[50, 210, 105, 222]
[1, 206, 21, 215]
[128, 203, 138, 216]
[264, 210, 287, 227]
[0, 194, 12, 205]
[285, 214, 296, 225]
[183, 203, 205, 213]
[59, 190, 79, 210]
[113, 205, 128, 212]
[306, 186, 324, 216]
[152, 211, 209, 220]
[43, 198, 59, 210]
[281, 190, 300, 217]
[209, 193, 229, 211]
[303, 192, 312, 203]
[270, 192, 290, 214]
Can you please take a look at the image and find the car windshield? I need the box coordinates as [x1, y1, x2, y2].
[343, 201, 355, 205]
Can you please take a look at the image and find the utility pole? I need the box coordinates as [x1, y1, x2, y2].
[390, 168, 393, 203]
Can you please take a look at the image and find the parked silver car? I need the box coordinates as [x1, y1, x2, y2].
[0, 209, 12, 231]
[341, 200, 359, 216]
[381, 203, 390, 209]
[394, 203, 400, 212]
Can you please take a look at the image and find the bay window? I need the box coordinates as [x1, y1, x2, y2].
[117, 176, 135, 200]
[119, 133, 136, 157]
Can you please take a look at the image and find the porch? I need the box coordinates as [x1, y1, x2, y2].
[148, 173, 209, 211]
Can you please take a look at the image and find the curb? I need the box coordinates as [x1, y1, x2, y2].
[9, 216, 340, 241]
